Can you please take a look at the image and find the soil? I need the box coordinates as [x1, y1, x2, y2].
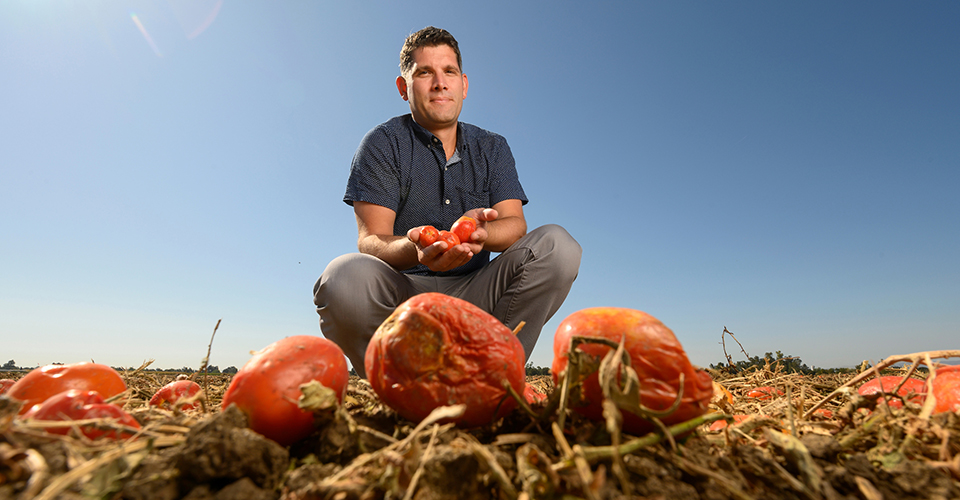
[1, 368, 959, 499]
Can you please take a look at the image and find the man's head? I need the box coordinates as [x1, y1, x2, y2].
[399, 26, 462, 79]
[396, 27, 468, 136]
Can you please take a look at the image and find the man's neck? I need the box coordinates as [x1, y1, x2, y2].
[430, 124, 458, 160]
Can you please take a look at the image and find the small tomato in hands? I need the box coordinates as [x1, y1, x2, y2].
[150, 379, 203, 411]
[8, 362, 127, 415]
[931, 365, 960, 414]
[419, 225, 440, 246]
[438, 230, 460, 249]
[451, 216, 477, 244]
[552, 307, 714, 436]
[23, 389, 140, 440]
[857, 376, 926, 409]
[222, 335, 349, 446]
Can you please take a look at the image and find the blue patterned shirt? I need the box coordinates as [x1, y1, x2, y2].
[345, 114, 527, 276]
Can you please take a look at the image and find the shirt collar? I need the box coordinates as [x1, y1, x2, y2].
[408, 115, 467, 156]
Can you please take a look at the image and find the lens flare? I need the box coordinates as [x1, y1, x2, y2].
[130, 12, 162, 57]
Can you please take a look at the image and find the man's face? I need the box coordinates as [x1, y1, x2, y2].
[397, 45, 468, 133]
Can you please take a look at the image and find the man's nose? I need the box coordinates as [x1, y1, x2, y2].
[432, 74, 448, 90]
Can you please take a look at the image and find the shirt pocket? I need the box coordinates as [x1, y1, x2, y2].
[457, 188, 490, 211]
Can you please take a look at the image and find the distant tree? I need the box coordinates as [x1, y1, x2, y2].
[204, 365, 220, 373]
[525, 363, 551, 376]
[222, 366, 238, 374]
[2, 360, 16, 370]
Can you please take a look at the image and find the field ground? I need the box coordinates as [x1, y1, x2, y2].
[1, 365, 959, 499]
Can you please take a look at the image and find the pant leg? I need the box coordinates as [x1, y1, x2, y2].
[313, 253, 424, 378]
[452, 224, 582, 360]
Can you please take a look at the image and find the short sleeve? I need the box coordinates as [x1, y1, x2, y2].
[344, 125, 402, 211]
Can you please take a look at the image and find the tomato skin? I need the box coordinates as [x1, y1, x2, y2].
[450, 216, 477, 244]
[419, 225, 440, 246]
[437, 230, 460, 249]
[857, 376, 926, 408]
[932, 365, 960, 414]
[150, 380, 203, 410]
[22, 389, 140, 440]
[0, 379, 15, 395]
[551, 307, 714, 436]
[746, 386, 784, 400]
[523, 383, 547, 404]
[365, 293, 526, 428]
[222, 335, 349, 446]
[8, 363, 127, 415]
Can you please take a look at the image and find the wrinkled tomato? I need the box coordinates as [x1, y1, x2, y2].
[222, 335, 349, 446]
[150, 379, 203, 411]
[419, 225, 440, 246]
[932, 365, 960, 414]
[365, 293, 526, 428]
[857, 376, 926, 409]
[552, 307, 714, 436]
[0, 379, 15, 395]
[746, 386, 783, 400]
[450, 216, 477, 244]
[22, 389, 140, 440]
[8, 362, 127, 415]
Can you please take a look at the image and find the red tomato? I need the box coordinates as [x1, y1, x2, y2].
[8, 363, 127, 415]
[551, 307, 714, 436]
[523, 382, 547, 404]
[708, 414, 750, 431]
[746, 386, 783, 400]
[932, 365, 960, 414]
[438, 230, 460, 249]
[222, 335, 349, 446]
[450, 216, 477, 244]
[149, 380, 203, 410]
[857, 376, 926, 409]
[23, 389, 140, 440]
[0, 379, 15, 395]
[419, 225, 440, 246]
[365, 293, 526, 428]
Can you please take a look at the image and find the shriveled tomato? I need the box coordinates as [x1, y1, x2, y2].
[419, 225, 440, 246]
[857, 376, 926, 409]
[450, 216, 477, 244]
[150, 380, 203, 411]
[551, 307, 714, 436]
[746, 386, 783, 400]
[8, 362, 127, 415]
[0, 379, 15, 395]
[437, 230, 460, 249]
[23, 389, 140, 440]
[365, 293, 526, 428]
[222, 335, 349, 446]
[932, 365, 960, 414]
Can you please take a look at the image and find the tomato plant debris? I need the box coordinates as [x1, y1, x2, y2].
[1, 350, 959, 499]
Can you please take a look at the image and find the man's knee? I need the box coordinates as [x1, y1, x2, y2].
[530, 224, 582, 281]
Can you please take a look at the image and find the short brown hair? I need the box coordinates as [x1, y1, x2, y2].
[399, 26, 462, 77]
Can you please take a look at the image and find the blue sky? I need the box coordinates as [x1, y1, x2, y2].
[2, 1, 958, 372]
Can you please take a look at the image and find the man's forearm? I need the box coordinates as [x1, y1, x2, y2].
[483, 215, 527, 252]
[358, 235, 419, 270]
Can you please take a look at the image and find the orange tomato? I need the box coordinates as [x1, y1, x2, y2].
[8, 363, 127, 415]
[932, 365, 960, 414]
[551, 307, 714, 436]
[0, 379, 15, 395]
[857, 376, 926, 409]
[438, 230, 460, 249]
[451, 216, 477, 244]
[419, 225, 440, 246]
[746, 386, 783, 400]
[23, 389, 140, 440]
[222, 335, 349, 446]
[149, 380, 203, 411]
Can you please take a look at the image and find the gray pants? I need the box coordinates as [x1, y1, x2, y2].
[313, 224, 581, 378]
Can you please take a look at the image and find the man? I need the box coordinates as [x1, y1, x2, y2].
[314, 27, 580, 378]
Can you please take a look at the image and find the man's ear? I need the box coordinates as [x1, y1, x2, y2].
[461, 73, 469, 99]
[396, 76, 408, 101]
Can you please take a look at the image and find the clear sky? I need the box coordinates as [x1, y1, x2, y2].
[2, 1, 958, 373]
